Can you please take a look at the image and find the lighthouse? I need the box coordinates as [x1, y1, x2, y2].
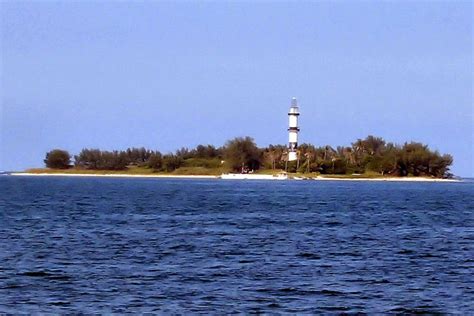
[288, 97, 300, 161]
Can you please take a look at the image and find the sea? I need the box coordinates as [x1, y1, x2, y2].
[0, 176, 473, 314]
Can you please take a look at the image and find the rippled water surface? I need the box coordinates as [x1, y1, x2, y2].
[1, 176, 473, 313]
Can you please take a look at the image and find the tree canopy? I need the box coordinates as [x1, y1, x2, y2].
[44, 135, 454, 178]
[223, 137, 261, 172]
[261, 136, 453, 177]
[44, 149, 71, 169]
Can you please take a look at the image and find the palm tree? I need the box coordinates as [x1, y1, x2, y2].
[304, 151, 313, 173]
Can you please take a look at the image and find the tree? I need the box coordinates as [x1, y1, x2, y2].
[395, 142, 453, 177]
[74, 149, 127, 170]
[162, 154, 183, 172]
[429, 153, 453, 178]
[193, 144, 219, 158]
[44, 149, 71, 169]
[224, 137, 261, 172]
[175, 147, 191, 160]
[363, 135, 386, 155]
[101, 151, 128, 170]
[43, 134, 453, 178]
[75, 149, 102, 169]
[263, 150, 277, 170]
[147, 152, 163, 170]
[125, 147, 153, 165]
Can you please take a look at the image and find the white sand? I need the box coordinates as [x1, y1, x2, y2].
[9, 172, 459, 182]
[10, 173, 218, 179]
[220, 173, 287, 180]
[314, 176, 459, 182]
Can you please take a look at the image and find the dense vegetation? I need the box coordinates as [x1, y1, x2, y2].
[262, 136, 453, 178]
[44, 149, 71, 169]
[43, 135, 453, 178]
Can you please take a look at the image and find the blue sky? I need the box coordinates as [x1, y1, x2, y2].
[1, 1, 472, 176]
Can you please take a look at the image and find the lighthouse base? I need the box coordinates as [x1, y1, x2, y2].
[288, 151, 297, 161]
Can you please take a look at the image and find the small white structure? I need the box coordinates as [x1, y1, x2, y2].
[288, 97, 300, 161]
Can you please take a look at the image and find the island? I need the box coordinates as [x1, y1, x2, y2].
[13, 135, 456, 181]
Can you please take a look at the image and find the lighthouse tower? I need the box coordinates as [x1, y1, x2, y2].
[288, 97, 300, 161]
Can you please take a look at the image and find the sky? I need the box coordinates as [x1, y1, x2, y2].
[1, 1, 472, 176]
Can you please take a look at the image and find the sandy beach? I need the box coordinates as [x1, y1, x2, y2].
[10, 173, 218, 179]
[9, 172, 460, 182]
[313, 176, 459, 182]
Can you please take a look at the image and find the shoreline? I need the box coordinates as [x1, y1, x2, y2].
[9, 173, 217, 179]
[8, 172, 460, 182]
[312, 176, 459, 182]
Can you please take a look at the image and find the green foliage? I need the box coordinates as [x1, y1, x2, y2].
[45, 134, 453, 178]
[286, 160, 297, 173]
[162, 154, 183, 172]
[224, 137, 261, 172]
[147, 152, 163, 170]
[183, 157, 222, 168]
[262, 144, 287, 170]
[174, 145, 222, 161]
[397, 142, 453, 177]
[74, 149, 128, 170]
[318, 159, 347, 174]
[268, 136, 453, 177]
[175, 147, 191, 160]
[192, 144, 221, 159]
[44, 149, 71, 169]
[125, 147, 154, 166]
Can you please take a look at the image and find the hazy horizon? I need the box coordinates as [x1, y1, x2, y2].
[1, 1, 472, 176]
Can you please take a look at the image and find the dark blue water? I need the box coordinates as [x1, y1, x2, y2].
[1, 176, 473, 313]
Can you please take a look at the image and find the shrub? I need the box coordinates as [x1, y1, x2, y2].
[44, 149, 71, 169]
